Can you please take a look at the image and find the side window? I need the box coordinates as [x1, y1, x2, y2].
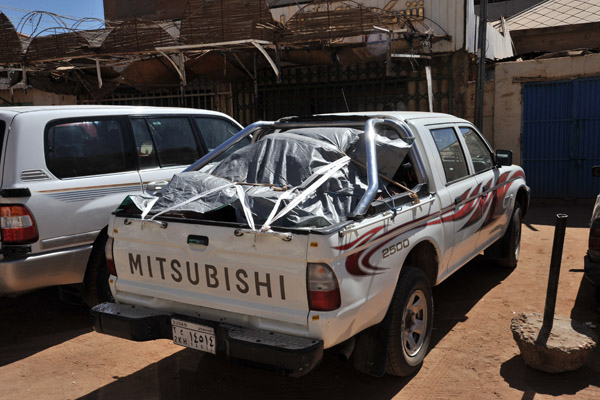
[46, 119, 133, 179]
[193, 117, 245, 153]
[459, 127, 494, 173]
[0, 120, 5, 157]
[145, 117, 200, 167]
[131, 118, 159, 169]
[430, 127, 469, 183]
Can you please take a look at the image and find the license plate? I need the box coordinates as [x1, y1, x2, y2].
[171, 318, 216, 354]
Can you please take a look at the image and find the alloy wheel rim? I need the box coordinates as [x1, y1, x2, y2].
[402, 289, 427, 357]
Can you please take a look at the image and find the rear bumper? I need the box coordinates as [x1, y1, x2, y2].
[0, 245, 92, 294]
[584, 254, 600, 287]
[91, 302, 323, 377]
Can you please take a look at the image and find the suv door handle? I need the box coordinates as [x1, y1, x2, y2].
[146, 180, 169, 194]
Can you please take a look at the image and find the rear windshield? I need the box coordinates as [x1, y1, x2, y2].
[45, 118, 135, 179]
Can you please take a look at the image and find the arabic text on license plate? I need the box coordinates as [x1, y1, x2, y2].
[171, 319, 216, 354]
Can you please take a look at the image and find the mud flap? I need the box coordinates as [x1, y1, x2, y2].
[352, 311, 394, 377]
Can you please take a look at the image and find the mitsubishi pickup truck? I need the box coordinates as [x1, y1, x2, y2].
[91, 112, 529, 377]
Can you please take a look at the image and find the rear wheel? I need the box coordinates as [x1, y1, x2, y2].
[83, 233, 114, 307]
[385, 267, 433, 376]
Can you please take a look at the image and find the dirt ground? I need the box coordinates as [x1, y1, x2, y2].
[1, 199, 599, 400]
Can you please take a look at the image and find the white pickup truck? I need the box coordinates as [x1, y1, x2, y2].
[91, 112, 529, 377]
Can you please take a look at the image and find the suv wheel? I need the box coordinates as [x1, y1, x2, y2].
[83, 233, 114, 307]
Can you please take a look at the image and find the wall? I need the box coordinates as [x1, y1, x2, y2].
[0, 88, 77, 106]
[103, 0, 189, 21]
[464, 79, 495, 147]
[511, 23, 600, 54]
[493, 52, 600, 165]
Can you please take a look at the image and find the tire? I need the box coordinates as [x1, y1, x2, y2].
[385, 267, 433, 377]
[83, 232, 114, 307]
[494, 204, 522, 269]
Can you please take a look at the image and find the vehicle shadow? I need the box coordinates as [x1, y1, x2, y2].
[430, 255, 514, 349]
[78, 256, 512, 400]
[0, 287, 91, 367]
[78, 348, 410, 400]
[500, 275, 600, 397]
[523, 198, 594, 228]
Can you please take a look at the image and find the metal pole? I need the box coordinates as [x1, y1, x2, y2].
[254, 53, 259, 121]
[426, 66, 433, 112]
[539, 214, 568, 341]
[474, 0, 487, 130]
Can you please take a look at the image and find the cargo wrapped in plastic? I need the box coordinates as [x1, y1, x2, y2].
[123, 127, 412, 228]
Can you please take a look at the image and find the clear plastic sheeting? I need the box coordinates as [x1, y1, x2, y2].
[124, 126, 413, 229]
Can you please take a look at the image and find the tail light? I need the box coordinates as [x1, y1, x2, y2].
[307, 263, 341, 311]
[589, 220, 600, 262]
[105, 237, 117, 276]
[0, 205, 38, 244]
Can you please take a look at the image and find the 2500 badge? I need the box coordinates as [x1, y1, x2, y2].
[382, 238, 410, 259]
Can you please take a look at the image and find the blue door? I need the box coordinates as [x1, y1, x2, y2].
[522, 78, 600, 198]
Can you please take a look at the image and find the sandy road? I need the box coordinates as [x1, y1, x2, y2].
[0, 199, 599, 400]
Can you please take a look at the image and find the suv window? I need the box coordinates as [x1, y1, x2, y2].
[193, 117, 243, 152]
[132, 117, 200, 168]
[430, 127, 469, 183]
[46, 119, 134, 179]
[131, 119, 159, 169]
[0, 120, 5, 158]
[459, 127, 494, 173]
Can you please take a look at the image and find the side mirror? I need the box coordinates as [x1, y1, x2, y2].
[593, 166, 600, 177]
[495, 149, 513, 166]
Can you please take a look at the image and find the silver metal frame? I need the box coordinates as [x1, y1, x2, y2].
[185, 121, 275, 172]
[184, 116, 427, 220]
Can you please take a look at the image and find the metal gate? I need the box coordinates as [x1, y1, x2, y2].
[79, 80, 235, 116]
[522, 77, 600, 198]
[233, 56, 454, 125]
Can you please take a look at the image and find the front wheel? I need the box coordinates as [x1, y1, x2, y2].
[385, 267, 433, 377]
[495, 204, 522, 269]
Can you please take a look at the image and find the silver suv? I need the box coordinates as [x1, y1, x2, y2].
[0, 106, 243, 306]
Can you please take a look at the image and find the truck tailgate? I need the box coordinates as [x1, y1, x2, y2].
[111, 218, 310, 325]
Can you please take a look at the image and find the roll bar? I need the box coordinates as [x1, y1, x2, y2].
[184, 116, 425, 220]
[184, 121, 275, 172]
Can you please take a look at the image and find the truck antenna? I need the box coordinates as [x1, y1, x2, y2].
[341, 88, 350, 112]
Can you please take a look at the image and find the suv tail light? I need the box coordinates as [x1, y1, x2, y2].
[589, 220, 600, 262]
[0, 205, 38, 244]
[307, 263, 341, 311]
[105, 237, 117, 276]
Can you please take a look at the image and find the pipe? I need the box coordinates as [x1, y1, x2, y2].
[348, 118, 381, 219]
